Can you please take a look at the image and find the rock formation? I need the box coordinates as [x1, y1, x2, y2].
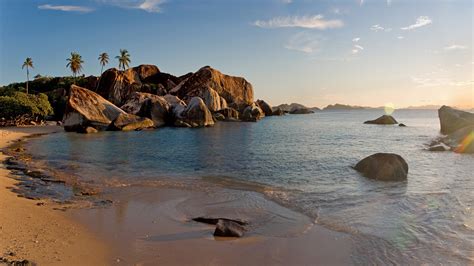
[256, 100, 273, 116]
[178, 97, 214, 127]
[290, 108, 314, 115]
[121, 92, 170, 127]
[109, 113, 155, 131]
[216, 107, 240, 121]
[354, 153, 408, 181]
[364, 115, 398, 125]
[62, 85, 126, 132]
[438, 105, 474, 135]
[242, 103, 265, 122]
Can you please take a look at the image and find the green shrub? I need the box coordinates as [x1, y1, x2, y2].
[0, 92, 53, 120]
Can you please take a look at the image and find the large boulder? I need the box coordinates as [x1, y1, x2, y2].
[364, 115, 398, 125]
[438, 105, 474, 135]
[201, 87, 223, 112]
[242, 103, 265, 122]
[256, 99, 273, 116]
[163, 94, 187, 121]
[354, 153, 408, 181]
[121, 92, 170, 127]
[62, 85, 126, 132]
[109, 113, 155, 131]
[172, 66, 254, 111]
[440, 126, 474, 153]
[178, 97, 214, 127]
[216, 107, 240, 121]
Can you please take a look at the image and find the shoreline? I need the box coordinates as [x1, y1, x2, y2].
[0, 126, 109, 265]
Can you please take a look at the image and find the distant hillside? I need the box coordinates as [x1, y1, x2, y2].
[273, 103, 320, 112]
[402, 105, 441, 110]
[323, 103, 372, 111]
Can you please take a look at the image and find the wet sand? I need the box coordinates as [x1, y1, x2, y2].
[2, 126, 355, 265]
[0, 126, 109, 265]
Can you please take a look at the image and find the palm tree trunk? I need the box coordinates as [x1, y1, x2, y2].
[26, 67, 29, 94]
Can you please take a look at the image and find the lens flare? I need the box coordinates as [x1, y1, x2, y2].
[454, 131, 474, 153]
[384, 103, 395, 115]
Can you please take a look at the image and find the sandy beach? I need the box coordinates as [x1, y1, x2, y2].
[0, 126, 109, 265]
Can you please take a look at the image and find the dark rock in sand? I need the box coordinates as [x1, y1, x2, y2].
[399, 123, 406, 127]
[109, 113, 155, 131]
[354, 153, 408, 181]
[438, 105, 474, 135]
[364, 115, 398, 125]
[172, 66, 254, 111]
[289, 108, 314, 115]
[178, 97, 214, 127]
[242, 103, 265, 122]
[62, 85, 126, 132]
[214, 219, 246, 237]
[256, 99, 273, 116]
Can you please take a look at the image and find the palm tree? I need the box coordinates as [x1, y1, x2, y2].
[66, 52, 84, 83]
[98, 52, 109, 76]
[22, 58, 33, 94]
[115, 49, 131, 71]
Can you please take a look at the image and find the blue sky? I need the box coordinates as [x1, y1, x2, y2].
[0, 0, 472, 108]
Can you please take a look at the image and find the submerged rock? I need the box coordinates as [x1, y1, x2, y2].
[364, 115, 398, 125]
[214, 219, 246, 237]
[109, 113, 155, 131]
[62, 85, 126, 132]
[354, 153, 408, 181]
[428, 143, 450, 152]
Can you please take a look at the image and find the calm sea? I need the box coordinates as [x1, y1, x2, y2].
[27, 109, 474, 264]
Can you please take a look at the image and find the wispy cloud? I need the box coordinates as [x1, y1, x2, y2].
[397, 36, 404, 40]
[444, 44, 467, 51]
[254, 15, 344, 30]
[401, 16, 432, 30]
[97, 0, 166, 13]
[38, 4, 94, 13]
[281, 0, 293, 4]
[285, 32, 323, 53]
[352, 37, 360, 42]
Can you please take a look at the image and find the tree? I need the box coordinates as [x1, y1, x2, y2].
[115, 49, 131, 71]
[66, 52, 84, 83]
[98, 52, 109, 76]
[22, 58, 33, 94]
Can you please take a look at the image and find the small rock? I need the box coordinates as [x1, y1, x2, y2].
[214, 219, 246, 237]
[399, 123, 406, 127]
[77, 127, 98, 134]
[428, 144, 450, 152]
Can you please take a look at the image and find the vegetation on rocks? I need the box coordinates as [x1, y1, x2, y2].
[0, 92, 53, 126]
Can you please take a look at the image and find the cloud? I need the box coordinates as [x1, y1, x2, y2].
[352, 37, 360, 42]
[281, 0, 293, 3]
[444, 44, 467, 51]
[285, 32, 323, 53]
[351, 43, 364, 55]
[352, 49, 360, 55]
[401, 16, 432, 30]
[38, 4, 94, 12]
[354, 45, 364, 50]
[97, 0, 165, 13]
[370, 24, 385, 32]
[254, 15, 344, 29]
[397, 36, 404, 40]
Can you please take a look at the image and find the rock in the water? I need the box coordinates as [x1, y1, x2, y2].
[63, 85, 126, 132]
[121, 92, 170, 127]
[399, 123, 406, 127]
[289, 108, 314, 115]
[216, 107, 240, 121]
[109, 113, 155, 131]
[441, 126, 474, 153]
[77, 126, 98, 134]
[213, 113, 226, 121]
[272, 108, 285, 116]
[364, 115, 398, 125]
[192, 217, 248, 226]
[213, 219, 246, 237]
[164, 94, 187, 121]
[428, 143, 450, 152]
[354, 153, 408, 181]
[179, 97, 214, 127]
[438, 105, 474, 135]
[256, 99, 273, 116]
[242, 103, 265, 122]
[172, 66, 254, 111]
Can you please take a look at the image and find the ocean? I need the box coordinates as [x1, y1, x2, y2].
[26, 109, 474, 264]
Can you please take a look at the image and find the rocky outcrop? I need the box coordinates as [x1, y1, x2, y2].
[216, 107, 240, 121]
[438, 105, 474, 135]
[109, 113, 155, 131]
[290, 108, 314, 115]
[172, 66, 254, 111]
[120, 92, 170, 127]
[354, 153, 408, 181]
[178, 97, 214, 127]
[274, 103, 307, 113]
[242, 103, 264, 122]
[364, 115, 398, 125]
[62, 85, 126, 132]
[272, 108, 284, 116]
[256, 100, 273, 116]
[163, 94, 187, 121]
[439, 125, 474, 153]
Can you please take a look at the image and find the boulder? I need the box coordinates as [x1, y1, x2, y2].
[214, 219, 246, 238]
[272, 108, 285, 116]
[290, 108, 314, 114]
[62, 85, 126, 132]
[201, 87, 223, 112]
[78, 126, 98, 134]
[109, 113, 155, 131]
[216, 107, 240, 121]
[172, 66, 254, 110]
[256, 99, 273, 116]
[163, 94, 187, 121]
[179, 97, 214, 127]
[364, 115, 398, 125]
[354, 153, 408, 181]
[441, 126, 474, 153]
[438, 105, 474, 135]
[213, 113, 226, 121]
[242, 103, 265, 122]
[96, 68, 142, 106]
[120, 92, 170, 127]
[399, 123, 407, 127]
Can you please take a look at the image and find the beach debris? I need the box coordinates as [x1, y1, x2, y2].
[364, 115, 398, 125]
[354, 153, 408, 181]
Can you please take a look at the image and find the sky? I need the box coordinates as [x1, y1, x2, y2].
[0, 0, 472, 108]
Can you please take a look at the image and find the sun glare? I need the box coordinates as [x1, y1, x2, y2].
[384, 103, 395, 115]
